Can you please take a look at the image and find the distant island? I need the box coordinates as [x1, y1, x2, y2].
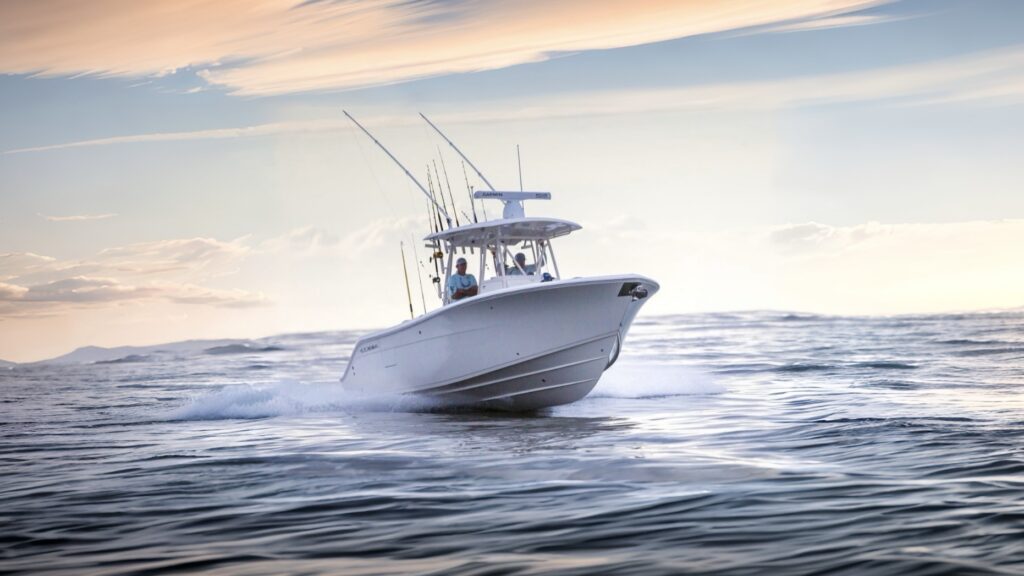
[25, 338, 284, 365]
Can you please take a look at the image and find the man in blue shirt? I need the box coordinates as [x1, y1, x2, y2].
[447, 257, 478, 300]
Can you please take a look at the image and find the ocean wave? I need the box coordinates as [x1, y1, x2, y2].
[6, 311, 1024, 575]
[952, 347, 1024, 357]
[854, 379, 920, 390]
[772, 362, 835, 373]
[851, 361, 918, 370]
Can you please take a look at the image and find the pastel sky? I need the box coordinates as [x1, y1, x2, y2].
[2, 0, 1023, 362]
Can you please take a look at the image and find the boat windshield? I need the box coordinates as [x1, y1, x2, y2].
[426, 217, 579, 305]
[474, 237, 561, 296]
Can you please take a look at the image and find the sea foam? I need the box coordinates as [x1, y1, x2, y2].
[165, 381, 440, 421]
[592, 362, 725, 398]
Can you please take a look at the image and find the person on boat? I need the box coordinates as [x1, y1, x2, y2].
[507, 252, 534, 275]
[448, 257, 478, 300]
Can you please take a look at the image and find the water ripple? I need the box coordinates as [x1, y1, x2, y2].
[2, 312, 1024, 574]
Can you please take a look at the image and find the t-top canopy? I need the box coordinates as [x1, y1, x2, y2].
[424, 217, 581, 246]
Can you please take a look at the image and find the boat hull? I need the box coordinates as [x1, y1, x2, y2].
[341, 275, 658, 410]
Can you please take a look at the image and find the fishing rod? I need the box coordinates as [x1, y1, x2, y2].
[429, 242, 442, 298]
[425, 191, 437, 236]
[410, 236, 428, 314]
[399, 242, 414, 319]
[424, 169, 448, 286]
[344, 110, 452, 228]
[437, 148, 462, 227]
[432, 159, 458, 227]
[427, 165, 449, 230]
[461, 160, 480, 223]
[423, 195, 443, 298]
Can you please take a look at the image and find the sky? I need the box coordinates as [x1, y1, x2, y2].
[2, 0, 1023, 362]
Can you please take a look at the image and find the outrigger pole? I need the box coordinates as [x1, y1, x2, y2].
[419, 113, 496, 193]
[344, 111, 453, 227]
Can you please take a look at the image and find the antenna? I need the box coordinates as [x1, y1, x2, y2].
[344, 110, 452, 227]
[517, 144, 523, 192]
[419, 113, 497, 192]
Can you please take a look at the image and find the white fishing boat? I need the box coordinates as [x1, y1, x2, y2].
[340, 112, 659, 410]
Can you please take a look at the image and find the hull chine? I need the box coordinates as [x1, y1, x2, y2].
[420, 334, 615, 411]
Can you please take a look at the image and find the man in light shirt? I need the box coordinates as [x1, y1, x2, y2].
[447, 257, 478, 300]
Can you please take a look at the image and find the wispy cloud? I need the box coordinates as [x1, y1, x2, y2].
[7, 44, 1024, 155]
[577, 218, 1024, 315]
[749, 13, 900, 34]
[0, 253, 56, 282]
[258, 217, 426, 258]
[4, 120, 351, 154]
[766, 219, 1024, 257]
[0, 275, 267, 318]
[38, 212, 118, 222]
[259, 226, 340, 254]
[759, 219, 1024, 313]
[0, 0, 884, 96]
[0, 237, 264, 318]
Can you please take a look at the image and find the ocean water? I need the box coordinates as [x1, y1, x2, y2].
[3, 311, 1024, 575]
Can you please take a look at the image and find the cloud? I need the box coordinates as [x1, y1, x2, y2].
[766, 220, 1021, 255]
[769, 221, 842, 250]
[8, 44, 1024, 155]
[259, 226, 340, 253]
[0, 237, 264, 319]
[561, 217, 1024, 316]
[163, 284, 268, 307]
[0, 275, 267, 318]
[0, 0, 884, 96]
[0, 253, 56, 281]
[37, 212, 118, 222]
[338, 216, 436, 259]
[0, 282, 29, 300]
[8, 237, 250, 287]
[750, 13, 898, 34]
[521, 45, 1024, 115]
[261, 217, 430, 256]
[756, 219, 1024, 313]
[18, 276, 155, 303]
[4, 119, 352, 154]
[94, 237, 250, 274]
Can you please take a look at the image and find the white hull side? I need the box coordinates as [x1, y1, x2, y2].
[341, 275, 657, 410]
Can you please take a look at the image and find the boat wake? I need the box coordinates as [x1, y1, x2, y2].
[167, 363, 722, 421]
[165, 381, 443, 421]
[591, 363, 724, 398]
